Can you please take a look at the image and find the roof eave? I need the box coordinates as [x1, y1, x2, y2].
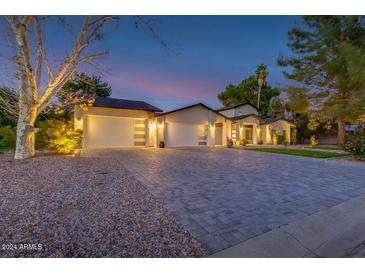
[91, 105, 163, 113]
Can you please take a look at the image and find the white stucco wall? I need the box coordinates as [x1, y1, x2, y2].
[234, 115, 261, 145]
[159, 105, 228, 147]
[234, 105, 258, 116]
[218, 104, 258, 118]
[218, 108, 235, 118]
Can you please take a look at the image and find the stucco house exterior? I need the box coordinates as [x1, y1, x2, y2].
[75, 97, 295, 148]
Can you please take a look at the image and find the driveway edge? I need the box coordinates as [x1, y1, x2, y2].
[210, 193, 365, 258]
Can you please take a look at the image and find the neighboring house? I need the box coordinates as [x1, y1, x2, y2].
[75, 97, 296, 149]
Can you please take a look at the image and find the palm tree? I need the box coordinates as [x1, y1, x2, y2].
[255, 64, 269, 109]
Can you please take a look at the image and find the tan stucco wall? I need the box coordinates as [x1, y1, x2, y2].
[260, 124, 271, 144]
[271, 120, 292, 143]
[259, 120, 294, 144]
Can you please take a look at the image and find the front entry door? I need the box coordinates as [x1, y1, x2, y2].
[215, 123, 223, 145]
[243, 125, 253, 144]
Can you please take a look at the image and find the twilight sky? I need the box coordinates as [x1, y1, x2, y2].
[0, 16, 300, 111]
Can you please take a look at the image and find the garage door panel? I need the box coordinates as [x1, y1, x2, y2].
[166, 123, 206, 147]
[85, 115, 145, 148]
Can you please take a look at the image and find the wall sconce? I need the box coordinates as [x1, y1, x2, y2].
[149, 121, 156, 130]
[157, 122, 164, 129]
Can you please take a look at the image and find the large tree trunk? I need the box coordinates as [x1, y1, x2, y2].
[14, 97, 38, 160]
[337, 119, 346, 146]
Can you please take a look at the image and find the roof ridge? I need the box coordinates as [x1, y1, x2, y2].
[216, 101, 258, 111]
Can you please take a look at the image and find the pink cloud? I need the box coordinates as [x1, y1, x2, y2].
[106, 66, 221, 102]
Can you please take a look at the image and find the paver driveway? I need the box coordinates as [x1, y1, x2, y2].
[83, 147, 365, 254]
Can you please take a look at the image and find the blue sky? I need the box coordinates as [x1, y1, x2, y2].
[0, 16, 300, 111]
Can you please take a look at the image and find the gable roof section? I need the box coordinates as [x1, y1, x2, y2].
[157, 103, 229, 119]
[230, 113, 265, 123]
[263, 117, 296, 126]
[92, 97, 163, 112]
[216, 102, 258, 112]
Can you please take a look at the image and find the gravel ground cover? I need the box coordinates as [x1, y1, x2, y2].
[0, 153, 207, 258]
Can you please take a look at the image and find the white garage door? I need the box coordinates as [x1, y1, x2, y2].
[166, 122, 206, 147]
[84, 115, 145, 148]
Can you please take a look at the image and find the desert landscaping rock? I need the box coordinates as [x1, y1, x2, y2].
[0, 153, 207, 257]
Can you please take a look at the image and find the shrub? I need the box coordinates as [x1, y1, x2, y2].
[344, 122, 365, 160]
[310, 135, 318, 147]
[239, 138, 247, 146]
[36, 120, 82, 154]
[277, 134, 286, 145]
[0, 125, 16, 151]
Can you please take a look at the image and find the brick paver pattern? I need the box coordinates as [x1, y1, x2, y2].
[84, 148, 365, 254]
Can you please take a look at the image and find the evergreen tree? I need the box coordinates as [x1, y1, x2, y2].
[278, 16, 365, 145]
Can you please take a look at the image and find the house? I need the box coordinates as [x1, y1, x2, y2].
[75, 97, 296, 148]
[216, 103, 295, 145]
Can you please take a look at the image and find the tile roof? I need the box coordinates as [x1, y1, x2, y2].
[157, 103, 229, 119]
[92, 97, 162, 112]
[230, 113, 265, 122]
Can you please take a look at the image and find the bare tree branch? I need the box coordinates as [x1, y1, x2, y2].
[34, 17, 54, 85]
[0, 87, 18, 122]
[37, 16, 92, 110]
[78, 50, 109, 64]
[36, 16, 116, 113]
[134, 16, 169, 50]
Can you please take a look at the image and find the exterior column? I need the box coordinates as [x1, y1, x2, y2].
[145, 118, 149, 147]
[253, 123, 258, 145]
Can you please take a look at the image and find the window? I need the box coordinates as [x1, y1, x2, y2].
[231, 123, 237, 142]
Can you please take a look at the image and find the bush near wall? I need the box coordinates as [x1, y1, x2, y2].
[344, 123, 365, 160]
[277, 134, 286, 145]
[36, 120, 83, 154]
[0, 126, 16, 152]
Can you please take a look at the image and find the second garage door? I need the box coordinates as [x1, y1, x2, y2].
[84, 115, 146, 148]
[165, 122, 207, 147]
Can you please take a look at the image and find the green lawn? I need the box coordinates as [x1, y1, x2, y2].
[305, 145, 344, 151]
[247, 147, 350, 158]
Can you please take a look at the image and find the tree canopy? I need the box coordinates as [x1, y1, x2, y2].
[57, 72, 111, 112]
[217, 73, 280, 118]
[278, 15, 365, 144]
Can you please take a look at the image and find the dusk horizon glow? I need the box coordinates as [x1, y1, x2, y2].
[0, 16, 300, 111]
